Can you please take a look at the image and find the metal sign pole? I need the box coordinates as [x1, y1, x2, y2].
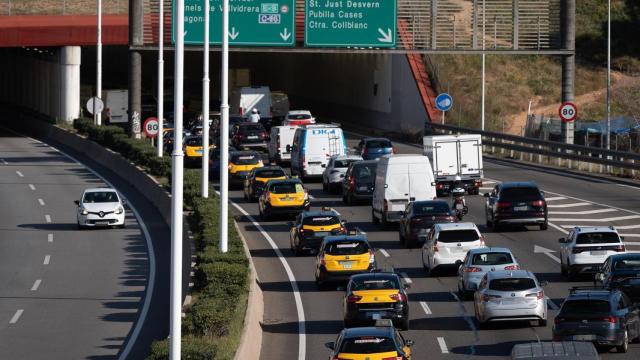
[606, 0, 611, 150]
[220, 0, 230, 253]
[170, 0, 185, 357]
[481, 0, 485, 131]
[96, 0, 102, 126]
[157, 0, 164, 157]
[202, 0, 210, 198]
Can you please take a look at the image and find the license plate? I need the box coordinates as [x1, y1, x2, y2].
[196, 150, 203, 154]
[358, 186, 368, 191]
[590, 251, 606, 255]
[456, 203, 465, 210]
[248, 135, 258, 139]
[573, 335, 596, 341]
[452, 247, 466, 253]
[371, 313, 382, 320]
[514, 206, 528, 211]
[95, 221, 109, 225]
[340, 261, 353, 269]
[282, 197, 294, 201]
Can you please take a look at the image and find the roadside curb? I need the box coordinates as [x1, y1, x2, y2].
[233, 220, 264, 360]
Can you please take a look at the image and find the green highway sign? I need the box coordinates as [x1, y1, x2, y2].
[173, 0, 295, 46]
[305, 0, 396, 47]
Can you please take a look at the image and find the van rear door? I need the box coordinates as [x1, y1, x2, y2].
[409, 160, 433, 201]
[458, 139, 482, 176]
[386, 163, 410, 212]
[434, 140, 458, 177]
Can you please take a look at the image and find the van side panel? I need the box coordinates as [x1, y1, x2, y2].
[300, 127, 346, 177]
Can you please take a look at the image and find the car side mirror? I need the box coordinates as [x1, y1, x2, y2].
[558, 238, 566, 243]
[324, 342, 335, 350]
[405, 339, 415, 347]
[540, 281, 549, 287]
[74, 200, 80, 206]
[483, 193, 490, 198]
[341, 220, 348, 225]
[403, 283, 411, 290]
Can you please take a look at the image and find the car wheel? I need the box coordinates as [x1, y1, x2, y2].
[567, 262, 576, 281]
[540, 221, 548, 230]
[399, 318, 410, 331]
[421, 253, 429, 273]
[77, 222, 85, 230]
[616, 328, 629, 353]
[560, 257, 568, 277]
[538, 319, 547, 327]
[634, 322, 640, 343]
[322, 180, 328, 192]
[118, 224, 125, 229]
[398, 230, 405, 245]
[372, 209, 380, 225]
[243, 191, 248, 200]
[492, 219, 500, 231]
[477, 317, 489, 330]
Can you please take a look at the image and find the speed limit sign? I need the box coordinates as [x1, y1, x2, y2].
[558, 102, 578, 123]
[143, 117, 159, 138]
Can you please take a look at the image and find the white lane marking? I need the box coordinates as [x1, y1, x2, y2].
[43, 255, 50, 265]
[354, 227, 367, 235]
[379, 248, 390, 257]
[400, 272, 413, 284]
[47, 233, 53, 243]
[546, 296, 559, 310]
[613, 224, 640, 230]
[547, 202, 591, 208]
[308, 194, 315, 199]
[28, 184, 35, 191]
[479, 187, 493, 191]
[15, 170, 24, 177]
[534, 245, 561, 263]
[44, 215, 51, 223]
[1, 158, 7, 165]
[545, 196, 567, 201]
[31, 279, 42, 291]
[224, 193, 306, 360]
[617, 184, 640, 190]
[548, 222, 569, 234]
[620, 234, 640, 238]
[548, 208, 617, 215]
[625, 242, 640, 246]
[550, 215, 640, 222]
[420, 301, 432, 315]
[9, 309, 24, 324]
[541, 189, 640, 217]
[38, 198, 45, 206]
[437, 337, 449, 354]
[482, 180, 496, 184]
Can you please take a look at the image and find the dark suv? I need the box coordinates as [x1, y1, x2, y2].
[399, 200, 455, 248]
[341, 160, 378, 205]
[231, 122, 269, 150]
[484, 182, 548, 231]
[553, 287, 640, 353]
[596, 253, 640, 304]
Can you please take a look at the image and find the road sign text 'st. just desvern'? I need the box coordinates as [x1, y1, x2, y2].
[305, 0, 396, 47]
[174, 0, 295, 46]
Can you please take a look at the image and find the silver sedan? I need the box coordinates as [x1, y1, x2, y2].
[473, 270, 547, 328]
[457, 247, 520, 299]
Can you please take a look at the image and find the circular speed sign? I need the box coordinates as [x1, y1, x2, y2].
[558, 102, 578, 123]
[143, 117, 159, 138]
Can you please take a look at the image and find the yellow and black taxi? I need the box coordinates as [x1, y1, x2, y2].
[314, 234, 376, 288]
[324, 319, 414, 360]
[229, 151, 264, 187]
[183, 135, 215, 166]
[344, 272, 410, 330]
[258, 178, 310, 220]
[289, 208, 347, 256]
[243, 166, 288, 202]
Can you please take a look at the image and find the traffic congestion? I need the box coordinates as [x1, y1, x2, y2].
[159, 89, 640, 359]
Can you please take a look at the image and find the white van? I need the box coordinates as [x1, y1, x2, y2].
[230, 86, 273, 121]
[103, 89, 128, 124]
[290, 124, 347, 179]
[372, 155, 436, 225]
[268, 125, 298, 163]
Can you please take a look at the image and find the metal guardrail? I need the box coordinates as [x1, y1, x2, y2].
[427, 123, 640, 175]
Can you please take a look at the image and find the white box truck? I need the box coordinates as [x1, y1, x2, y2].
[103, 89, 128, 124]
[423, 134, 483, 196]
[230, 86, 273, 126]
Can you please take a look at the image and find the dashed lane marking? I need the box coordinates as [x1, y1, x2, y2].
[47, 233, 53, 243]
[1, 159, 7, 165]
[31, 279, 42, 291]
[28, 184, 35, 191]
[437, 337, 449, 354]
[400, 272, 413, 284]
[15, 170, 23, 177]
[548, 208, 617, 215]
[620, 234, 640, 238]
[548, 222, 569, 235]
[43, 255, 50, 265]
[38, 198, 45, 206]
[547, 202, 591, 208]
[545, 196, 567, 201]
[9, 309, 23, 324]
[550, 215, 640, 222]
[45, 215, 51, 223]
[379, 249, 390, 258]
[420, 301, 432, 315]
[546, 296, 559, 310]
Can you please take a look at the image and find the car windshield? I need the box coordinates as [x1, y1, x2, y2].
[339, 336, 396, 354]
[366, 140, 392, 148]
[334, 159, 358, 168]
[472, 252, 514, 266]
[83, 191, 118, 203]
[561, 300, 611, 314]
[288, 114, 312, 120]
[303, 216, 340, 227]
[353, 165, 376, 182]
[613, 259, 640, 270]
[576, 232, 620, 244]
[437, 229, 479, 243]
[489, 278, 536, 291]
[325, 241, 370, 255]
[255, 169, 286, 178]
[352, 278, 400, 291]
[240, 124, 265, 132]
[231, 154, 260, 165]
[269, 182, 301, 194]
[414, 202, 450, 215]
[185, 137, 202, 146]
[500, 187, 542, 201]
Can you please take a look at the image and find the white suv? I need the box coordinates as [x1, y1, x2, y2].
[322, 154, 363, 193]
[421, 222, 486, 275]
[559, 226, 626, 279]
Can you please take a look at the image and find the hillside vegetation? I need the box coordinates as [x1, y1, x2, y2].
[430, 0, 640, 133]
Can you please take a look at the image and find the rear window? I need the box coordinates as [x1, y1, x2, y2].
[352, 278, 400, 291]
[437, 229, 480, 243]
[472, 252, 514, 266]
[499, 187, 542, 201]
[365, 140, 392, 148]
[576, 232, 620, 244]
[489, 278, 536, 291]
[269, 182, 302, 194]
[303, 216, 340, 227]
[353, 164, 376, 182]
[255, 169, 286, 178]
[240, 124, 265, 132]
[325, 241, 370, 255]
[288, 114, 312, 120]
[231, 153, 260, 165]
[334, 159, 358, 168]
[339, 336, 396, 354]
[414, 202, 450, 215]
[613, 259, 640, 270]
[561, 300, 611, 314]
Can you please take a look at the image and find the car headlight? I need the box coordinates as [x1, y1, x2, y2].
[80, 207, 88, 215]
[115, 206, 124, 214]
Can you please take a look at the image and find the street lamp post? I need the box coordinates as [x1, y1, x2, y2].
[219, 0, 230, 253]
[157, 0, 164, 157]
[96, 0, 102, 126]
[202, 0, 210, 198]
[606, 0, 611, 150]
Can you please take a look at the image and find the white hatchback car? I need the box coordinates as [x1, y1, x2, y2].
[422, 222, 486, 275]
[559, 226, 626, 279]
[75, 188, 126, 228]
[322, 154, 363, 193]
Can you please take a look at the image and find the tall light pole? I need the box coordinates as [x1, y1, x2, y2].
[96, 0, 102, 126]
[219, 0, 230, 253]
[606, 0, 611, 150]
[481, 0, 486, 131]
[170, 0, 185, 357]
[157, 0, 164, 157]
[201, 0, 210, 198]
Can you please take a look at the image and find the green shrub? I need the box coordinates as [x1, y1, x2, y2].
[190, 297, 235, 337]
[195, 262, 248, 298]
[199, 247, 249, 266]
[147, 336, 217, 360]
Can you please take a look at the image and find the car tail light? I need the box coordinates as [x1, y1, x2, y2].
[503, 265, 520, 270]
[604, 316, 618, 323]
[479, 235, 486, 246]
[369, 249, 375, 264]
[349, 177, 355, 190]
[463, 267, 482, 273]
[531, 200, 545, 207]
[384, 199, 389, 213]
[260, 132, 268, 138]
[240, 107, 244, 116]
[482, 294, 501, 302]
[615, 244, 626, 252]
[497, 201, 512, 209]
[346, 294, 362, 303]
[474, 179, 482, 186]
[436, 183, 444, 190]
[433, 241, 439, 252]
[392, 146, 397, 154]
[526, 290, 544, 300]
[362, 148, 368, 156]
[389, 293, 407, 302]
[319, 254, 325, 266]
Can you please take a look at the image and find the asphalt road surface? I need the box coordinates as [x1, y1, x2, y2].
[228, 131, 640, 360]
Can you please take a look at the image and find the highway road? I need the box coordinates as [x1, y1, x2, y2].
[0, 128, 169, 360]
[229, 131, 640, 360]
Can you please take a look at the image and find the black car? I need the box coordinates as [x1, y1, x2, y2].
[552, 287, 640, 353]
[596, 253, 640, 303]
[242, 166, 287, 201]
[231, 122, 269, 150]
[341, 160, 378, 205]
[399, 200, 456, 248]
[484, 182, 548, 230]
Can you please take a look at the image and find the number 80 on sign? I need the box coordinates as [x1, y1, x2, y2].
[558, 102, 577, 123]
[143, 117, 159, 138]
